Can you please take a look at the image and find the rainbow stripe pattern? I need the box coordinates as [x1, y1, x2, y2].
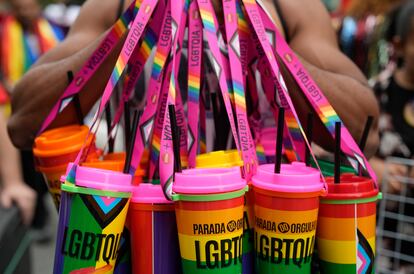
[0, 16, 63, 85]
[129, 203, 182, 274]
[175, 196, 245, 274]
[254, 190, 320, 274]
[317, 201, 376, 273]
[198, 8, 216, 33]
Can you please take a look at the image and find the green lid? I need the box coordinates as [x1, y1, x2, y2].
[311, 158, 356, 177]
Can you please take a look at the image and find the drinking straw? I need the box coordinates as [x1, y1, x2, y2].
[67, 71, 83, 125]
[168, 104, 182, 173]
[123, 110, 141, 174]
[274, 107, 285, 174]
[305, 113, 314, 166]
[105, 104, 114, 153]
[359, 116, 374, 152]
[334, 122, 341, 184]
[124, 101, 131, 151]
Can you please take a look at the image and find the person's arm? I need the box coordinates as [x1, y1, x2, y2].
[8, 0, 130, 149]
[0, 108, 36, 225]
[263, 0, 380, 157]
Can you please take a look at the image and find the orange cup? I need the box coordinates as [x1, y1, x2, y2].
[33, 125, 97, 209]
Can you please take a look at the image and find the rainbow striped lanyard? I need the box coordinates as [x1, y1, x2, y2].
[39, 0, 140, 134]
[241, 0, 316, 170]
[256, 4, 377, 186]
[222, 0, 258, 177]
[70, 0, 158, 168]
[125, 2, 174, 174]
[186, 0, 203, 168]
[148, 0, 190, 180]
[158, 0, 189, 197]
[236, 1, 300, 163]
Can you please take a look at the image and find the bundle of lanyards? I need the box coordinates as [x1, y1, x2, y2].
[39, 0, 377, 199]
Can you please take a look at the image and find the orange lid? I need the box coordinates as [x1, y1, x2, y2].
[103, 152, 126, 161]
[82, 160, 125, 172]
[33, 125, 95, 157]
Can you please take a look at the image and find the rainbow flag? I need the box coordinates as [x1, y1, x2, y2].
[1, 15, 64, 86]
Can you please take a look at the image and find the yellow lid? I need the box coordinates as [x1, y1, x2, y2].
[196, 150, 243, 168]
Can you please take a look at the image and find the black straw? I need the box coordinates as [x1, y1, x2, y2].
[274, 107, 285, 174]
[124, 101, 131, 151]
[305, 113, 314, 167]
[105, 105, 114, 153]
[67, 71, 84, 125]
[123, 110, 141, 174]
[334, 122, 341, 184]
[168, 104, 182, 173]
[359, 116, 374, 152]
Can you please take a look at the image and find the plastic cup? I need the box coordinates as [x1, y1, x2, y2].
[252, 162, 325, 274]
[317, 174, 381, 274]
[53, 164, 132, 274]
[196, 150, 243, 168]
[81, 159, 133, 274]
[129, 184, 182, 274]
[33, 125, 98, 209]
[196, 150, 254, 274]
[173, 167, 248, 273]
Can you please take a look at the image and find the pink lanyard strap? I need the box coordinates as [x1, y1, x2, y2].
[109, 1, 166, 134]
[149, 60, 171, 179]
[222, 0, 257, 177]
[126, 3, 175, 175]
[39, 0, 139, 134]
[71, 0, 158, 169]
[159, 0, 188, 198]
[257, 3, 377, 186]
[241, 0, 315, 168]
[186, 0, 203, 168]
[237, 0, 299, 162]
[149, 1, 189, 180]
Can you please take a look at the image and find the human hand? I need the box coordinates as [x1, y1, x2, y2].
[370, 157, 406, 194]
[0, 183, 37, 225]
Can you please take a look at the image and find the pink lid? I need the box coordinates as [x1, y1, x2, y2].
[252, 162, 323, 193]
[62, 163, 132, 193]
[131, 184, 172, 204]
[173, 167, 246, 194]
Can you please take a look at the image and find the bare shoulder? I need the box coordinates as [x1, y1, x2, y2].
[274, 0, 336, 43]
[68, 0, 133, 37]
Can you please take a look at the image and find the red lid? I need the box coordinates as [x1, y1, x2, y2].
[325, 174, 378, 200]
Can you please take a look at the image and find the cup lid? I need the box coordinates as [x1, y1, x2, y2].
[173, 167, 246, 194]
[86, 154, 145, 177]
[131, 184, 172, 203]
[324, 174, 379, 200]
[196, 150, 243, 168]
[33, 125, 94, 157]
[252, 162, 323, 193]
[63, 163, 132, 192]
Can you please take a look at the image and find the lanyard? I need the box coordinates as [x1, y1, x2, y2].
[257, 2, 377, 186]
[222, 0, 258, 177]
[241, 0, 315, 173]
[159, 0, 189, 198]
[39, 0, 139, 134]
[187, 0, 203, 168]
[126, 3, 174, 174]
[72, 0, 158, 167]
